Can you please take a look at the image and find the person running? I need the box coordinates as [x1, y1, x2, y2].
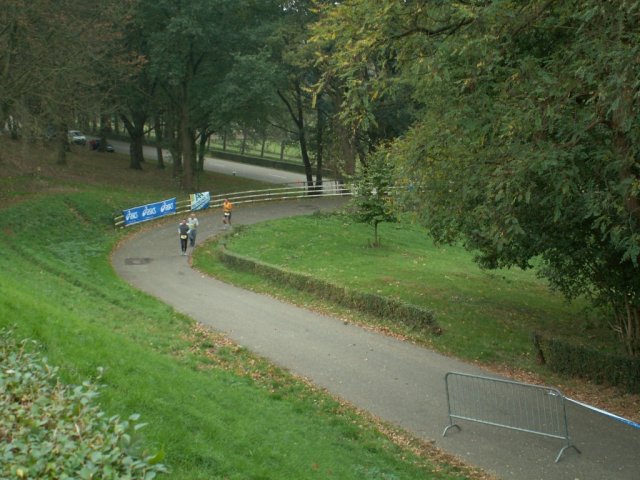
[187, 213, 199, 247]
[222, 199, 233, 229]
[178, 219, 189, 255]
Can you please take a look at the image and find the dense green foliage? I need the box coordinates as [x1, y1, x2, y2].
[310, 0, 640, 355]
[0, 330, 167, 479]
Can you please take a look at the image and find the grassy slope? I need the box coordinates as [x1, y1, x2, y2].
[0, 139, 482, 480]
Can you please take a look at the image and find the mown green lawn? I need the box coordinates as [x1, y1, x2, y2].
[0, 143, 481, 479]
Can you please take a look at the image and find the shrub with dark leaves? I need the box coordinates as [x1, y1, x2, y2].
[0, 329, 167, 479]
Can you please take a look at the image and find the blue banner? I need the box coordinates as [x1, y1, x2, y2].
[190, 192, 210, 211]
[122, 197, 177, 226]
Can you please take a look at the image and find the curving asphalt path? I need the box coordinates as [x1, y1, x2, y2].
[111, 198, 639, 480]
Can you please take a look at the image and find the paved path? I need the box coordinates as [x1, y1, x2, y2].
[111, 198, 639, 480]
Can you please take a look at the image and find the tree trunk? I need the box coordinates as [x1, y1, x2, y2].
[164, 110, 182, 178]
[154, 116, 165, 169]
[241, 129, 247, 155]
[313, 103, 325, 195]
[97, 132, 107, 153]
[120, 112, 145, 170]
[179, 103, 193, 191]
[278, 84, 315, 189]
[56, 123, 68, 165]
[294, 83, 314, 188]
[98, 114, 110, 153]
[329, 89, 357, 180]
[129, 135, 145, 170]
[615, 299, 640, 357]
[609, 86, 640, 356]
[7, 115, 19, 140]
[298, 128, 313, 189]
[56, 138, 67, 166]
[197, 129, 209, 172]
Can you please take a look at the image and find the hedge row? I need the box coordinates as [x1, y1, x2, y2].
[217, 248, 441, 335]
[0, 329, 167, 479]
[533, 332, 640, 393]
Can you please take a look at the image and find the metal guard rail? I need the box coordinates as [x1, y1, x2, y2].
[113, 182, 352, 228]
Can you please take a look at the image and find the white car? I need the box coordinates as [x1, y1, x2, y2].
[68, 130, 86, 145]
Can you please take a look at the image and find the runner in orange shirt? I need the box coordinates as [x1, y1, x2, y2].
[222, 199, 233, 229]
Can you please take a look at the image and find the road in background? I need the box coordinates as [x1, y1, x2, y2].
[101, 138, 308, 185]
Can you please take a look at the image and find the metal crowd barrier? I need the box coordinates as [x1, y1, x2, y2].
[442, 372, 581, 463]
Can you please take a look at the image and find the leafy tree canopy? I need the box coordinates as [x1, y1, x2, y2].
[311, 0, 640, 355]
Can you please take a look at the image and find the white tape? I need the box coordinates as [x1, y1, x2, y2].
[566, 397, 640, 429]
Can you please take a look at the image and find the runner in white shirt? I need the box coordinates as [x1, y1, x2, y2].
[187, 213, 199, 247]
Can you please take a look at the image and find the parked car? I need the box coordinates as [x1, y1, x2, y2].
[68, 130, 86, 145]
[89, 139, 115, 152]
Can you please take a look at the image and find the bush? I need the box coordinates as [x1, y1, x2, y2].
[533, 332, 640, 393]
[0, 329, 167, 479]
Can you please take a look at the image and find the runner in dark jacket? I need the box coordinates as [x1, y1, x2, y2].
[178, 219, 189, 255]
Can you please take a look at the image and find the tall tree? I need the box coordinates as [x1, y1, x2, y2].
[308, 0, 422, 180]
[137, 0, 221, 188]
[209, 50, 284, 161]
[111, 1, 157, 171]
[138, 0, 282, 190]
[311, 1, 640, 355]
[1, 1, 127, 164]
[269, 0, 327, 189]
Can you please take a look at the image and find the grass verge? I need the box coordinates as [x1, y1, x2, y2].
[0, 138, 487, 479]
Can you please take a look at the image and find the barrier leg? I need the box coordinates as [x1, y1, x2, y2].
[555, 443, 581, 463]
[442, 423, 461, 437]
